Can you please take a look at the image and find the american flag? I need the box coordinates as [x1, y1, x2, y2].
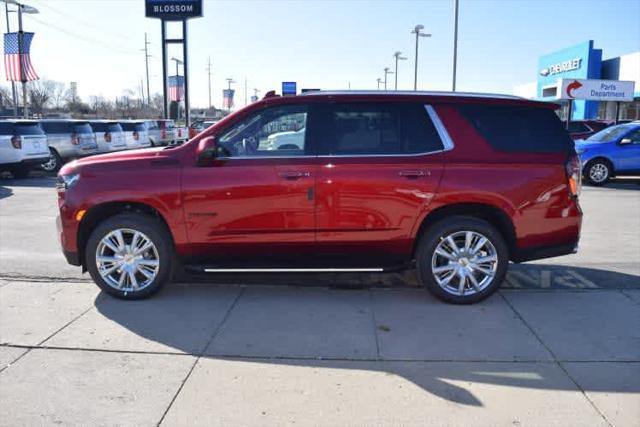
[4, 32, 39, 82]
[223, 89, 234, 108]
[168, 75, 184, 102]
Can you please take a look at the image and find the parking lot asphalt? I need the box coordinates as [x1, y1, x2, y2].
[0, 173, 639, 426]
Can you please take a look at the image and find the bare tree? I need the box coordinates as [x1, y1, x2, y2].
[28, 80, 54, 116]
[49, 81, 67, 110]
[0, 86, 12, 109]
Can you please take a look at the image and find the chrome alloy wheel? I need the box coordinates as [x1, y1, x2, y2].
[589, 163, 609, 184]
[41, 152, 57, 172]
[95, 228, 160, 291]
[431, 230, 498, 296]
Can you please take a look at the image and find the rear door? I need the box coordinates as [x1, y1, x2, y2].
[14, 123, 48, 159]
[314, 102, 446, 267]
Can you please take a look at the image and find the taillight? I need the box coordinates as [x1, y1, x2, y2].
[189, 128, 197, 138]
[133, 130, 139, 141]
[104, 132, 112, 143]
[10, 135, 21, 149]
[71, 133, 80, 145]
[178, 128, 182, 137]
[566, 153, 581, 197]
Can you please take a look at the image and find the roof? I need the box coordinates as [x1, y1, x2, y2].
[298, 90, 524, 100]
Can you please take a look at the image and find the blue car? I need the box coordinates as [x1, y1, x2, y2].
[575, 122, 640, 185]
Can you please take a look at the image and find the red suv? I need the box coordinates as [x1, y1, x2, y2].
[56, 91, 582, 304]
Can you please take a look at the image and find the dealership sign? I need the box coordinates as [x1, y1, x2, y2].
[540, 58, 582, 77]
[145, 0, 203, 20]
[558, 79, 635, 101]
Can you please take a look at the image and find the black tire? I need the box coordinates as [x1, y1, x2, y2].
[10, 165, 30, 179]
[416, 216, 509, 304]
[41, 148, 62, 174]
[584, 158, 612, 186]
[85, 213, 173, 300]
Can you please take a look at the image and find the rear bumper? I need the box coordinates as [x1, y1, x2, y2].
[63, 249, 81, 266]
[511, 241, 579, 263]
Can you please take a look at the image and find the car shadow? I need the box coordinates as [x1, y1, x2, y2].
[587, 176, 640, 190]
[93, 263, 639, 407]
[0, 186, 13, 200]
[0, 173, 55, 189]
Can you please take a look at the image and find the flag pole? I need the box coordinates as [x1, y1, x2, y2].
[4, 3, 18, 117]
[17, 3, 27, 118]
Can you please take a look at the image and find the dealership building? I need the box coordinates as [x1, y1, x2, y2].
[513, 40, 639, 121]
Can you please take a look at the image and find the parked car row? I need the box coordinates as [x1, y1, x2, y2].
[0, 118, 186, 176]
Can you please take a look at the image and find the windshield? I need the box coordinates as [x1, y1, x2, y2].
[586, 125, 632, 142]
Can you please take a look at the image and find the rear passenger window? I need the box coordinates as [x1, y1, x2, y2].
[458, 105, 572, 153]
[319, 103, 443, 155]
[14, 123, 45, 136]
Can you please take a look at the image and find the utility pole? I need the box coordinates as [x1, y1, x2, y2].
[143, 33, 151, 108]
[376, 78, 382, 90]
[411, 24, 431, 91]
[452, 0, 459, 91]
[4, 3, 17, 117]
[393, 51, 407, 90]
[383, 67, 393, 90]
[206, 56, 212, 110]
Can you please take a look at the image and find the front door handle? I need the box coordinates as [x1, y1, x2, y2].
[398, 170, 428, 178]
[278, 171, 311, 180]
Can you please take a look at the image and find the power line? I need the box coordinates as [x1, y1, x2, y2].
[25, 14, 139, 56]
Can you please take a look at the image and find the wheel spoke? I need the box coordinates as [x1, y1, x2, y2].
[99, 263, 120, 276]
[102, 238, 120, 254]
[137, 258, 159, 267]
[97, 256, 121, 264]
[464, 231, 473, 251]
[114, 230, 125, 250]
[117, 270, 126, 288]
[474, 255, 497, 265]
[439, 271, 456, 286]
[457, 273, 466, 296]
[433, 264, 456, 274]
[468, 273, 481, 292]
[137, 265, 154, 280]
[474, 265, 495, 277]
[435, 248, 456, 261]
[128, 271, 138, 289]
[134, 242, 154, 256]
[446, 236, 460, 255]
[471, 237, 487, 255]
[131, 232, 140, 252]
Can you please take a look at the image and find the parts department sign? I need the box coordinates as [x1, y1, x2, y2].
[145, 0, 203, 20]
[558, 78, 635, 102]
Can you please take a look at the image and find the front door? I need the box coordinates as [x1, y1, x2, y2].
[313, 102, 446, 267]
[616, 128, 640, 172]
[181, 103, 317, 266]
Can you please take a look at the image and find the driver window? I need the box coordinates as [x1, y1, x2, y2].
[217, 105, 307, 157]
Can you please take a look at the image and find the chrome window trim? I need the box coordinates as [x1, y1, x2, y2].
[216, 103, 454, 160]
[424, 104, 454, 151]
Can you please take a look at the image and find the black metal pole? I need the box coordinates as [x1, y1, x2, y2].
[182, 19, 189, 127]
[566, 100, 572, 130]
[161, 19, 168, 119]
[17, 5, 27, 118]
[614, 102, 620, 124]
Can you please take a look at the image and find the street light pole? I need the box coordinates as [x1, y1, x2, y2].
[206, 56, 212, 110]
[452, 0, 459, 91]
[393, 51, 407, 90]
[411, 24, 432, 91]
[16, 3, 27, 118]
[376, 78, 382, 90]
[383, 67, 393, 90]
[143, 32, 151, 108]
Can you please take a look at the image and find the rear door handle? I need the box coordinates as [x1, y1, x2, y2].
[278, 171, 310, 180]
[398, 170, 427, 178]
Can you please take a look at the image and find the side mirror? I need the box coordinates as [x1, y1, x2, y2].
[196, 136, 218, 166]
[619, 138, 632, 145]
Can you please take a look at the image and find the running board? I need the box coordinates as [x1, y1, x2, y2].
[201, 268, 385, 273]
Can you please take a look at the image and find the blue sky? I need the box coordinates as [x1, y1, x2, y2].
[8, 0, 640, 109]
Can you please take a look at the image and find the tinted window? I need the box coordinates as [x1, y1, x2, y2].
[108, 123, 123, 133]
[41, 121, 74, 133]
[0, 122, 13, 134]
[120, 122, 138, 131]
[15, 123, 45, 136]
[317, 103, 443, 155]
[459, 105, 572, 153]
[74, 123, 93, 134]
[145, 121, 158, 130]
[134, 123, 146, 132]
[626, 129, 640, 143]
[218, 105, 307, 157]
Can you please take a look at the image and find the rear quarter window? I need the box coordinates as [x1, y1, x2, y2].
[41, 121, 73, 134]
[458, 104, 572, 153]
[15, 123, 45, 136]
[74, 123, 93, 134]
[108, 124, 123, 133]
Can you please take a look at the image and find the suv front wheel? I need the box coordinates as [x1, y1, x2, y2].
[85, 213, 173, 299]
[416, 216, 508, 304]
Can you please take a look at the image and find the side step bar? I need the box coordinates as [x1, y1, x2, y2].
[200, 268, 385, 273]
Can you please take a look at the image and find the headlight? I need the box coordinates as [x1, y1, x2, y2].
[56, 173, 80, 193]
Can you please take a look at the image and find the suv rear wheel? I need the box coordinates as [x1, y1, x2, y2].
[85, 213, 173, 299]
[42, 148, 62, 174]
[416, 216, 508, 304]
